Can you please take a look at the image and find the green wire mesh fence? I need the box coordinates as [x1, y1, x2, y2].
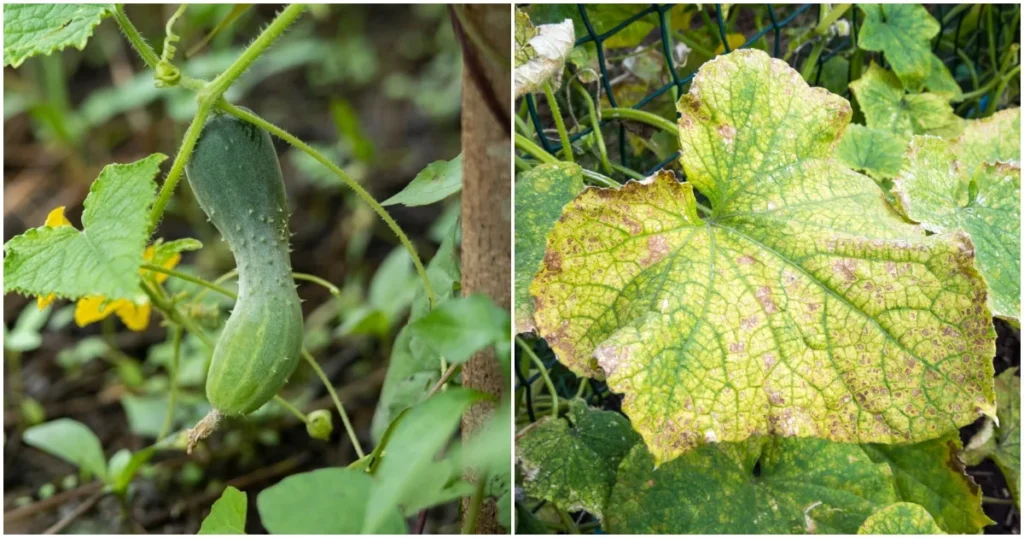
[520, 4, 1019, 178]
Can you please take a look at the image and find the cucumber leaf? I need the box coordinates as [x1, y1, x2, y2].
[850, 63, 963, 138]
[3, 4, 111, 68]
[4, 154, 166, 304]
[200, 486, 248, 534]
[857, 503, 944, 534]
[530, 50, 995, 465]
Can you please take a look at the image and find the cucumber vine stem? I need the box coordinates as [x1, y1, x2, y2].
[600, 107, 678, 135]
[543, 82, 574, 163]
[301, 348, 365, 459]
[514, 134, 558, 164]
[461, 470, 488, 534]
[141, 264, 238, 299]
[516, 337, 558, 419]
[273, 395, 310, 424]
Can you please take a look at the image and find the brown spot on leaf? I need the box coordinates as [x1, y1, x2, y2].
[640, 235, 671, 267]
[718, 123, 736, 145]
[544, 250, 562, 273]
[729, 342, 745, 353]
[755, 286, 779, 314]
[736, 255, 756, 265]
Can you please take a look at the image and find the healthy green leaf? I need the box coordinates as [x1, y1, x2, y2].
[606, 437, 900, 533]
[258, 468, 405, 534]
[382, 155, 462, 207]
[857, 5, 950, 94]
[514, 162, 585, 333]
[4, 302, 51, 352]
[365, 388, 485, 533]
[516, 399, 639, 517]
[200, 486, 248, 534]
[850, 63, 962, 138]
[408, 293, 510, 365]
[4, 154, 166, 304]
[23, 418, 107, 481]
[371, 219, 460, 442]
[863, 436, 991, 533]
[530, 49, 996, 465]
[893, 136, 1020, 320]
[107, 447, 155, 495]
[3, 4, 111, 68]
[835, 124, 904, 180]
[857, 502, 944, 534]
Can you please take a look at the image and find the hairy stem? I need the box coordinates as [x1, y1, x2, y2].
[141, 263, 238, 299]
[543, 82, 574, 163]
[514, 133, 558, 164]
[301, 348, 365, 459]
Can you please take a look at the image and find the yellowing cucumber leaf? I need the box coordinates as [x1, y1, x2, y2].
[836, 124, 904, 180]
[606, 437, 900, 533]
[857, 5, 950, 95]
[857, 502, 944, 534]
[863, 435, 992, 533]
[3, 4, 111, 68]
[952, 107, 1022, 175]
[530, 49, 995, 465]
[850, 63, 963, 138]
[514, 162, 585, 333]
[516, 399, 640, 517]
[4, 154, 166, 305]
[893, 136, 1020, 321]
[965, 368, 1020, 506]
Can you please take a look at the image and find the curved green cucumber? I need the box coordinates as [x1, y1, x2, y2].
[184, 110, 303, 416]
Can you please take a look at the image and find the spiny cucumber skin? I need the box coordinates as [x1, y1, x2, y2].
[184, 110, 303, 416]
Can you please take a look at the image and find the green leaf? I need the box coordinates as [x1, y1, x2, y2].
[4, 302, 51, 352]
[516, 400, 639, 517]
[408, 294, 510, 365]
[200, 486, 248, 534]
[365, 388, 484, 533]
[382, 155, 462, 207]
[850, 63, 963, 138]
[3, 4, 111, 68]
[148, 238, 202, 267]
[107, 447, 154, 495]
[835, 124, 904, 180]
[606, 437, 900, 533]
[461, 397, 513, 479]
[857, 5, 940, 92]
[514, 162, 585, 333]
[893, 135, 1020, 321]
[258, 468, 405, 533]
[863, 436, 992, 533]
[529, 49, 996, 465]
[23, 418, 107, 481]
[371, 219, 460, 442]
[965, 369, 1020, 506]
[4, 154, 166, 304]
[857, 502, 944, 534]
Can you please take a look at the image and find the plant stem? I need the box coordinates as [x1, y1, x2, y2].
[542, 82, 574, 163]
[146, 105, 211, 233]
[610, 163, 645, 181]
[515, 133, 558, 164]
[113, 5, 160, 68]
[813, 4, 851, 36]
[142, 263, 238, 299]
[573, 82, 612, 175]
[218, 103, 436, 312]
[301, 348, 365, 458]
[158, 326, 183, 440]
[202, 4, 305, 100]
[555, 505, 580, 534]
[582, 169, 620, 188]
[191, 269, 238, 304]
[601, 107, 678, 135]
[273, 395, 309, 424]
[516, 337, 558, 418]
[292, 272, 340, 296]
[461, 470, 488, 534]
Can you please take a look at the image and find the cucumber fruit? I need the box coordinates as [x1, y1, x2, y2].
[185, 110, 303, 416]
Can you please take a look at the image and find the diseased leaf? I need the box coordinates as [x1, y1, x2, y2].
[23, 418, 107, 481]
[516, 399, 640, 517]
[951, 107, 1022, 175]
[606, 437, 900, 533]
[857, 5, 945, 94]
[863, 436, 992, 533]
[199, 486, 247, 534]
[857, 502, 944, 534]
[850, 63, 963, 138]
[530, 50, 995, 465]
[893, 135, 1020, 321]
[514, 17, 574, 98]
[4, 4, 111, 68]
[4, 155, 166, 304]
[382, 155, 462, 207]
[836, 124, 904, 180]
[514, 162, 585, 333]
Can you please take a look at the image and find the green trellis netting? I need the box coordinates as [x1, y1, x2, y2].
[521, 4, 1020, 177]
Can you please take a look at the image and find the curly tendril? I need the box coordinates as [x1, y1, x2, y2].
[155, 4, 187, 87]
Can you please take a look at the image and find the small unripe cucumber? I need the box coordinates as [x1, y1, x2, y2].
[185, 110, 303, 416]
